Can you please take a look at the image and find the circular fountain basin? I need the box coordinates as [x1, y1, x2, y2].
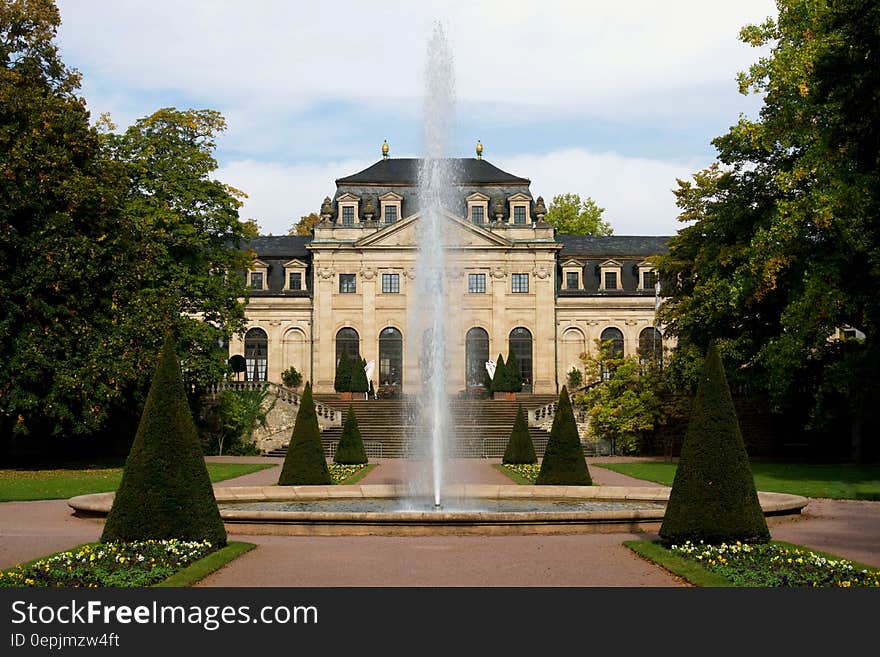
[68, 484, 808, 536]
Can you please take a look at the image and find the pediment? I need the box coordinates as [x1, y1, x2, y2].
[466, 191, 490, 202]
[336, 192, 360, 202]
[561, 258, 583, 269]
[507, 192, 532, 202]
[379, 191, 403, 201]
[355, 211, 513, 249]
[636, 259, 654, 269]
[252, 259, 270, 269]
[599, 259, 622, 268]
[283, 258, 308, 269]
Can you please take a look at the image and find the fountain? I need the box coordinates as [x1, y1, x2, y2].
[409, 21, 457, 508]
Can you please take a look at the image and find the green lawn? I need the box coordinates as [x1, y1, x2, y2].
[0, 461, 276, 502]
[595, 461, 880, 500]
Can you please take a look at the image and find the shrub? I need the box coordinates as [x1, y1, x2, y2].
[566, 367, 583, 389]
[350, 356, 369, 394]
[535, 386, 591, 485]
[278, 382, 332, 485]
[503, 404, 537, 464]
[492, 354, 507, 392]
[334, 405, 368, 464]
[482, 365, 494, 395]
[228, 354, 246, 377]
[101, 336, 227, 545]
[281, 365, 302, 389]
[202, 386, 272, 456]
[505, 351, 523, 393]
[659, 344, 770, 546]
[334, 350, 351, 393]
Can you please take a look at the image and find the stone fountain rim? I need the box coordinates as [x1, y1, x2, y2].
[68, 484, 809, 522]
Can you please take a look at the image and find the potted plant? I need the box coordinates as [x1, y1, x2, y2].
[281, 365, 303, 390]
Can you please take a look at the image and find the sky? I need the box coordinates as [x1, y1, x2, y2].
[54, 0, 778, 236]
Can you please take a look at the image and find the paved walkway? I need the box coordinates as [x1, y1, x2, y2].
[2, 457, 879, 585]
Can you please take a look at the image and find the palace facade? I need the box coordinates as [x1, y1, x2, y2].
[230, 150, 670, 395]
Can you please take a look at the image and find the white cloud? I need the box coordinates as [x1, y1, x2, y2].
[216, 158, 372, 235]
[497, 150, 704, 235]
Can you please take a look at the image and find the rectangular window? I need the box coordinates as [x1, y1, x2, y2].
[468, 273, 486, 294]
[513, 206, 527, 224]
[339, 273, 356, 293]
[250, 272, 263, 289]
[566, 271, 579, 290]
[342, 206, 355, 226]
[382, 273, 400, 293]
[604, 271, 618, 290]
[288, 272, 302, 290]
[471, 206, 484, 224]
[511, 273, 529, 293]
[384, 205, 398, 224]
[642, 270, 656, 289]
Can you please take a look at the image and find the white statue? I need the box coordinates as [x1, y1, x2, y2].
[485, 359, 496, 380]
[365, 360, 375, 399]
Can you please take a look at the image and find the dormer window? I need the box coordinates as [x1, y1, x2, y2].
[599, 259, 623, 291]
[336, 193, 360, 226]
[507, 193, 532, 225]
[560, 259, 583, 291]
[466, 192, 490, 225]
[637, 261, 657, 291]
[248, 260, 269, 290]
[379, 191, 403, 225]
[283, 258, 308, 291]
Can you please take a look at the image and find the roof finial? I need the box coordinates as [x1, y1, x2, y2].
[381, 139, 389, 160]
[476, 139, 483, 160]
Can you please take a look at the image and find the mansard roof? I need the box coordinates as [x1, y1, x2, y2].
[558, 235, 670, 258]
[335, 158, 530, 186]
[243, 235, 310, 258]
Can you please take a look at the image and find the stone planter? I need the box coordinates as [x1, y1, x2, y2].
[497, 391, 516, 401]
[339, 392, 352, 401]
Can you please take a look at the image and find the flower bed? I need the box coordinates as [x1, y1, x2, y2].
[0, 540, 216, 588]
[328, 463, 370, 484]
[499, 463, 541, 484]
[670, 540, 880, 587]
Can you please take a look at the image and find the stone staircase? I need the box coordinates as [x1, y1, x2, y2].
[266, 395, 594, 459]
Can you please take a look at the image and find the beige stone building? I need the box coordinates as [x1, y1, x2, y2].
[229, 154, 669, 395]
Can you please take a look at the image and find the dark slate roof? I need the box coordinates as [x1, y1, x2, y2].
[558, 235, 671, 257]
[243, 235, 310, 259]
[336, 158, 530, 185]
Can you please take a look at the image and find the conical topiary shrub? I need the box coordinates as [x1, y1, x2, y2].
[535, 386, 591, 485]
[334, 350, 351, 393]
[493, 353, 507, 393]
[278, 382, 332, 485]
[350, 356, 369, 397]
[503, 404, 537, 464]
[506, 350, 523, 393]
[334, 405, 368, 465]
[101, 336, 227, 545]
[659, 344, 769, 545]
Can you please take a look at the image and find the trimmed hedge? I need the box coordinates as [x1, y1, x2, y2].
[503, 404, 537, 464]
[334, 405, 368, 465]
[101, 336, 227, 546]
[492, 354, 506, 392]
[505, 350, 523, 393]
[659, 344, 770, 545]
[350, 356, 369, 394]
[334, 350, 351, 393]
[278, 383, 332, 485]
[535, 386, 591, 485]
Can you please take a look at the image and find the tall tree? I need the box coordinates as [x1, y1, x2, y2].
[0, 0, 125, 444]
[544, 193, 612, 236]
[655, 0, 880, 461]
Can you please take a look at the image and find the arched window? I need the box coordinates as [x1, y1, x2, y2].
[638, 327, 663, 369]
[244, 328, 268, 381]
[599, 327, 624, 381]
[336, 328, 360, 365]
[508, 327, 533, 392]
[465, 328, 489, 387]
[379, 327, 403, 388]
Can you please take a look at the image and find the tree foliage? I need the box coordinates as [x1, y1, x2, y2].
[290, 211, 321, 236]
[544, 193, 612, 236]
[503, 404, 537, 464]
[0, 2, 255, 447]
[578, 340, 670, 455]
[350, 356, 369, 394]
[655, 0, 880, 460]
[334, 350, 352, 393]
[659, 344, 769, 545]
[101, 336, 227, 545]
